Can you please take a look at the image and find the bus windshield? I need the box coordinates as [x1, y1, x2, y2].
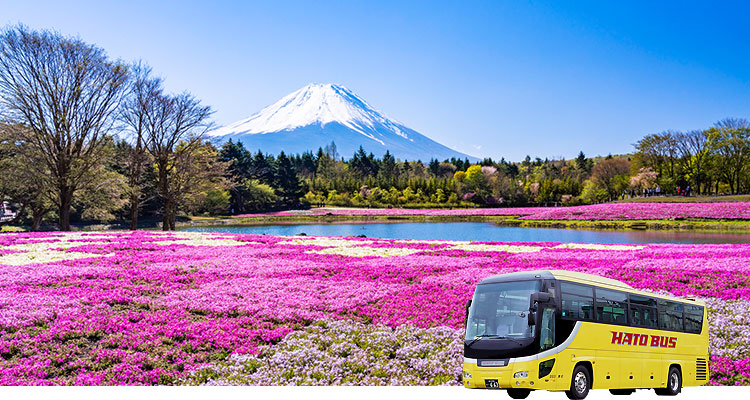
[465, 280, 540, 341]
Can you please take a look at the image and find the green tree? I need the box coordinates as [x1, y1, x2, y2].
[590, 158, 631, 200]
[0, 124, 55, 230]
[712, 118, 750, 194]
[242, 180, 278, 210]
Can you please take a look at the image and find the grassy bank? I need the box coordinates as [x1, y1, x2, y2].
[506, 218, 750, 232]
[616, 194, 750, 203]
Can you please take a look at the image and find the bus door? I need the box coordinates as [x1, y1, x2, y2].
[631, 297, 659, 387]
[538, 307, 558, 384]
[593, 288, 627, 388]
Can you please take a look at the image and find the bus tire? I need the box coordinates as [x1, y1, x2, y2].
[565, 364, 591, 399]
[507, 388, 531, 399]
[655, 367, 681, 396]
[609, 389, 635, 395]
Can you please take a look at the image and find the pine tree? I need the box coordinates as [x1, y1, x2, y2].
[275, 151, 304, 206]
[376, 150, 397, 185]
[428, 158, 440, 176]
[250, 151, 275, 185]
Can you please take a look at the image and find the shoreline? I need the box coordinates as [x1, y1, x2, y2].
[179, 214, 750, 233]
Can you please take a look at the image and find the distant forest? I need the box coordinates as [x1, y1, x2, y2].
[218, 118, 750, 215]
[1, 25, 749, 231]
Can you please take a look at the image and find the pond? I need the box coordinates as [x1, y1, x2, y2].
[181, 222, 750, 244]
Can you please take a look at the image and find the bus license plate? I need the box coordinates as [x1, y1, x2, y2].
[485, 379, 499, 388]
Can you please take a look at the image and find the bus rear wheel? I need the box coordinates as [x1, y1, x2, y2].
[565, 365, 591, 399]
[507, 388, 531, 399]
[655, 367, 681, 396]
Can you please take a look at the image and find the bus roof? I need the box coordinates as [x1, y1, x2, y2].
[478, 270, 705, 306]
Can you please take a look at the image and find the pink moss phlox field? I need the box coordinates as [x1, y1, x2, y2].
[184, 319, 463, 385]
[233, 202, 750, 220]
[708, 356, 750, 386]
[1, 231, 749, 385]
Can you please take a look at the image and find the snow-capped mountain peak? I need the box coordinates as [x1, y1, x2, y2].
[207, 83, 477, 162]
[208, 83, 407, 142]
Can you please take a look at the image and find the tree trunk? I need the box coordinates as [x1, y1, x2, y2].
[737, 171, 742, 194]
[170, 199, 177, 230]
[32, 213, 44, 231]
[162, 198, 176, 230]
[58, 189, 73, 231]
[156, 162, 169, 230]
[169, 206, 176, 230]
[129, 194, 139, 230]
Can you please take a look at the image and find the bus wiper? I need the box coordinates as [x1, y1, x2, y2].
[494, 336, 525, 346]
[466, 334, 524, 347]
[466, 334, 502, 347]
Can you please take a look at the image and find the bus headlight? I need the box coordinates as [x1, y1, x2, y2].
[463, 370, 472, 379]
[513, 371, 529, 379]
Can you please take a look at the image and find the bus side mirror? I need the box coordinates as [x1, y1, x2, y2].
[529, 292, 551, 311]
[528, 311, 536, 326]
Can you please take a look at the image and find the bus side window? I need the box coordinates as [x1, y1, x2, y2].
[658, 300, 684, 331]
[684, 305, 704, 334]
[561, 294, 593, 320]
[560, 283, 594, 320]
[560, 282, 593, 297]
[595, 288, 627, 324]
[630, 295, 658, 328]
[630, 305, 658, 328]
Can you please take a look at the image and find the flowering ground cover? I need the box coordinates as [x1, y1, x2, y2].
[235, 202, 750, 220]
[0, 231, 748, 385]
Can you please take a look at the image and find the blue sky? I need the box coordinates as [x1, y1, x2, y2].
[3, 0, 749, 161]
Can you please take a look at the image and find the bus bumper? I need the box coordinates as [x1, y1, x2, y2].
[463, 362, 533, 390]
[463, 360, 566, 390]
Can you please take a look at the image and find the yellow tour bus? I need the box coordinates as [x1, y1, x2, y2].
[462, 270, 708, 399]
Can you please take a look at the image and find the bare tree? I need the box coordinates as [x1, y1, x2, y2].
[0, 25, 128, 230]
[144, 92, 214, 230]
[119, 62, 161, 229]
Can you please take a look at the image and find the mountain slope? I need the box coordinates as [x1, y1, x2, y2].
[207, 83, 477, 161]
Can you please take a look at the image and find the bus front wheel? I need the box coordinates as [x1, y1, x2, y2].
[565, 365, 591, 399]
[655, 367, 681, 396]
[507, 388, 531, 399]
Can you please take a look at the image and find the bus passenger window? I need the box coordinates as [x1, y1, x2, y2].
[685, 305, 704, 334]
[658, 300, 684, 331]
[560, 282, 593, 297]
[630, 294, 657, 307]
[560, 283, 594, 320]
[630, 305, 657, 328]
[595, 289, 627, 324]
[561, 293, 593, 320]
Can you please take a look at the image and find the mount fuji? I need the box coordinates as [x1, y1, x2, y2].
[207, 83, 478, 161]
